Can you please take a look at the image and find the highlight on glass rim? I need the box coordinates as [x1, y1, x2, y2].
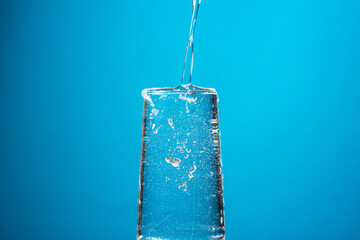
[136, 0, 225, 239]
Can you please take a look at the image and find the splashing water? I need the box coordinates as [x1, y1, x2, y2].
[137, 1, 225, 238]
[181, 0, 202, 85]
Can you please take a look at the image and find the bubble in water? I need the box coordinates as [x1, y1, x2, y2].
[177, 146, 185, 153]
[178, 182, 187, 192]
[168, 117, 175, 129]
[153, 125, 162, 134]
[188, 165, 197, 180]
[200, 147, 205, 153]
[176, 142, 186, 153]
[165, 157, 181, 168]
[149, 108, 159, 119]
[179, 93, 197, 103]
[206, 194, 217, 201]
[184, 154, 189, 159]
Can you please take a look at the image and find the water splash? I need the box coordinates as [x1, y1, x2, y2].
[181, 0, 202, 85]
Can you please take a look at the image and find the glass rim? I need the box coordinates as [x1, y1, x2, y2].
[142, 85, 217, 98]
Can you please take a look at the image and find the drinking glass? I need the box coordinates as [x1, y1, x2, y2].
[137, 85, 225, 240]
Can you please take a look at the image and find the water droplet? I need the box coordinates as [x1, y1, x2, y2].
[168, 117, 175, 129]
[165, 157, 181, 167]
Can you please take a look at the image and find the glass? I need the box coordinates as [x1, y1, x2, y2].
[137, 85, 225, 240]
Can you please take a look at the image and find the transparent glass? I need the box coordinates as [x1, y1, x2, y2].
[137, 85, 225, 240]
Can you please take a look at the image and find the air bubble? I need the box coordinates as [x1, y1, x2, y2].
[165, 157, 181, 168]
[153, 125, 162, 134]
[168, 117, 175, 129]
[149, 108, 159, 119]
[179, 93, 197, 103]
[188, 165, 197, 180]
[178, 182, 187, 192]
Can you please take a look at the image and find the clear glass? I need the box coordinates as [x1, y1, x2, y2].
[137, 85, 225, 240]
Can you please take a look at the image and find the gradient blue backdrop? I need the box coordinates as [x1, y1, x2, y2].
[1, 0, 360, 239]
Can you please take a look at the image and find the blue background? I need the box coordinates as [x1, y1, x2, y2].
[1, 0, 360, 239]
